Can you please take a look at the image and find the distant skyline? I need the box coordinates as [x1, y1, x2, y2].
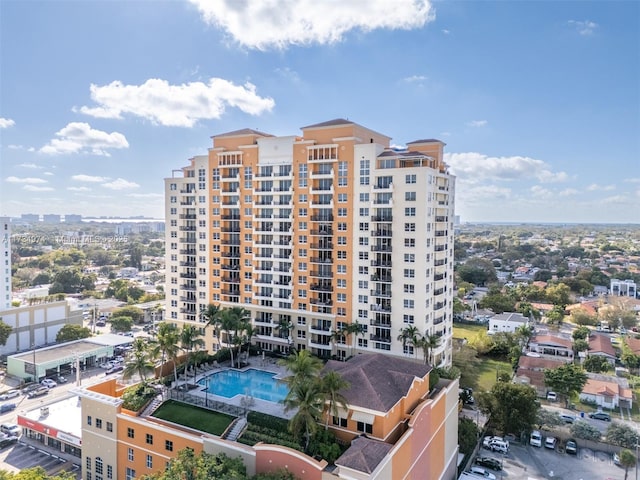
[1, 0, 638, 223]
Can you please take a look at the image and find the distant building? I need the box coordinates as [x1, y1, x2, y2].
[587, 333, 616, 366]
[579, 374, 632, 410]
[610, 279, 637, 298]
[488, 312, 529, 335]
[20, 213, 40, 223]
[64, 214, 82, 223]
[0, 217, 11, 309]
[515, 355, 566, 396]
[527, 334, 573, 363]
[42, 214, 61, 224]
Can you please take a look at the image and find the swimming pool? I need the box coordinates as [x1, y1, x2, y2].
[198, 368, 289, 403]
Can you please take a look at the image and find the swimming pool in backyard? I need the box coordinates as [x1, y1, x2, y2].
[197, 368, 289, 403]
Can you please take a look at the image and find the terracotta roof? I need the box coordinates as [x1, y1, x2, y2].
[212, 128, 272, 138]
[626, 336, 640, 355]
[518, 356, 566, 370]
[582, 378, 632, 400]
[335, 435, 393, 474]
[588, 333, 616, 357]
[377, 150, 433, 159]
[300, 118, 354, 129]
[530, 334, 572, 349]
[324, 353, 431, 412]
[515, 368, 546, 388]
[532, 281, 548, 288]
[530, 302, 554, 311]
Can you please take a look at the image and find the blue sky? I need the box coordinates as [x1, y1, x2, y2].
[1, 0, 638, 223]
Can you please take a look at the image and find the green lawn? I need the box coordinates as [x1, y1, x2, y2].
[476, 358, 513, 391]
[453, 323, 486, 341]
[152, 400, 235, 436]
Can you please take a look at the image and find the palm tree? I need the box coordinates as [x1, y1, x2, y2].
[330, 329, 346, 356]
[123, 338, 155, 382]
[283, 379, 323, 452]
[620, 449, 636, 480]
[156, 322, 180, 381]
[320, 371, 349, 430]
[343, 321, 366, 356]
[397, 325, 420, 358]
[180, 324, 204, 384]
[417, 333, 441, 365]
[216, 306, 250, 368]
[201, 303, 222, 350]
[278, 349, 323, 388]
[276, 316, 294, 353]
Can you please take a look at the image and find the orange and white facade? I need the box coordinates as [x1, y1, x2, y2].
[164, 119, 455, 364]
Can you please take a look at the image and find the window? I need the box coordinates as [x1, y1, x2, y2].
[86, 457, 92, 470]
[359, 222, 369, 231]
[95, 458, 103, 475]
[106, 422, 113, 432]
[406, 174, 416, 184]
[360, 159, 370, 185]
[145, 433, 153, 445]
[333, 416, 348, 427]
[125, 468, 136, 480]
[357, 421, 373, 434]
[338, 222, 347, 231]
[403, 345, 415, 356]
[359, 192, 369, 202]
[358, 295, 368, 304]
[337, 236, 347, 245]
[404, 253, 415, 263]
[165, 440, 173, 452]
[337, 279, 347, 288]
[87, 416, 92, 426]
[127, 448, 134, 461]
[299, 194, 307, 203]
[338, 208, 347, 217]
[404, 299, 414, 309]
[405, 207, 416, 216]
[337, 251, 347, 259]
[107, 465, 113, 479]
[404, 269, 415, 278]
[96, 419, 102, 429]
[338, 193, 347, 203]
[146, 454, 153, 469]
[359, 237, 369, 246]
[299, 208, 307, 217]
[127, 427, 134, 439]
[404, 284, 415, 293]
[337, 293, 347, 302]
[358, 251, 369, 260]
[404, 238, 415, 247]
[403, 314, 414, 324]
[337, 265, 347, 273]
[87, 474, 92, 480]
[359, 208, 369, 216]
[405, 191, 416, 201]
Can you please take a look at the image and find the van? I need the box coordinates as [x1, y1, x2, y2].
[530, 430, 542, 447]
[487, 440, 509, 454]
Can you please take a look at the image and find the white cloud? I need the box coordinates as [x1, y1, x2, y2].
[440, 131, 451, 137]
[624, 178, 640, 183]
[460, 185, 512, 202]
[68, 186, 91, 192]
[77, 78, 275, 127]
[587, 183, 616, 191]
[0, 118, 15, 128]
[601, 195, 628, 205]
[72, 174, 109, 182]
[188, 0, 435, 49]
[403, 75, 428, 83]
[102, 178, 140, 190]
[274, 67, 301, 84]
[126, 193, 164, 198]
[5, 176, 48, 184]
[8, 145, 24, 150]
[43, 172, 54, 176]
[559, 188, 579, 197]
[16, 163, 41, 169]
[39, 122, 129, 156]
[444, 152, 568, 184]
[467, 120, 487, 127]
[23, 185, 54, 192]
[568, 20, 598, 36]
[442, 29, 450, 35]
[530, 185, 553, 199]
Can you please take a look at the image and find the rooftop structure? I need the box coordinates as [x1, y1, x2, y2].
[0, 217, 11, 310]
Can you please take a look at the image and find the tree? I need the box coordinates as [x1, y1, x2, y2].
[342, 321, 366, 357]
[397, 325, 420, 358]
[572, 339, 589, 354]
[535, 409, 563, 429]
[570, 420, 601, 442]
[49, 269, 83, 294]
[416, 333, 441, 365]
[479, 290, 517, 314]
[56, 324, 91, 343]
[583, 355, 611, 373]
[545, 305, 565, 325]
[458, 418, 479, 456]
[216, 307, 250, 368]
[457, 258, 497, 286]
[110, 315, 134, 333]
[0, 319, 12, 346]
[156, 322, 181, 384]
[477, 382, 538, 435]
[201, 303, 221, 344]
[545, 283, 571, 308]
[452, 345, 482, 390]
[0, 467, 77, 479]
[283, 379, 323, 452]
[278, 349, 322, 388]
[570, 308, 597, 326]
[138, 448, 247, 480]
[606, 423, 639, 449]
[572, 326, 591, 341]
[123, 338, 156, 382]
[320, 371, 349, 430]
[619, 449, 637, 480]
[544, 363, 588, 407]
[180, 324, 204, 384]
[112, 306, 144, 324]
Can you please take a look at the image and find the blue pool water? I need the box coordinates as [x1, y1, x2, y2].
[198, 369, 289, 403]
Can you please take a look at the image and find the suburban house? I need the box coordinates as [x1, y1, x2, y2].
[515, 355, 566, 397]
[610, 279, 637, 298]
[487, 312, 529, 335]
[587, 334, 617, 366]
[579, 374, 633, 410]
[527, 334, 574, 363]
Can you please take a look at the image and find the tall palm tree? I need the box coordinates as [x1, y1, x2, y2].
[276, 316, 294, 353]
[278, 349, 322, 388]
[201, 303, 222, 350]
[283, 379, 323, 452]
[343, 321, 366, 356]
[180, 324, 204, 384]
[320, 371, 350, 430]
[156, 322, 180, 385]
[123, 338, 155, 382]
[417, 332, 441, 365]
[216, 306, 250, 368]
[330, 329, 346, 356]
[397, 325, 420, 358]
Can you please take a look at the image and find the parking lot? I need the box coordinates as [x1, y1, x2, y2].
[471, 440, 627, 480]
[0, 441, 80, 478]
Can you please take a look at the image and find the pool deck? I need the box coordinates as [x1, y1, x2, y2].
[172, 358, 294, 420]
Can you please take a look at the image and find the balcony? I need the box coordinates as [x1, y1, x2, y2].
[310, 324, 331, 333]
[221, 239, 241, 245]
[311, 215, 334, 222]
[180, 308, 197, 314]
[180, 237, 196, 243]
[221, 227, 240, 233]
[310, 257, 333, 264]
[179, 261, 196, 267]
[179, 249, 196, 255]
[310, 270, 333, 278]
[371, 274, 392, 283]
[310, 242, 333, 250]
[309, 340, 332, 350]
[221, 214, 241, 220]
[179, 284, 196, 291]
[254, 316, 273, 325]
[370, 290, 392, 298]
[372, 230, 392, 238]
[310, 228, 333, 236]
[221, 290, 240, 296]
[179, 214, 196, 220]
[221, 277, 240, 284]
[310, 168, 334, 179]
[370, 260, 392, 267]
[310, 283, 333, 292]
[255, 277, 272, 285]
[310, 298, 333, 306]
[371, 215, 392, 222]
[179, 273, 196, 279]
[370, 304, 391, 313]
[179, 296, 196, 303]
[371, 245, 392, 252]
[221, 264, 240, 271]
[369, 334, 391, 343]
[369, 319, 391, 328]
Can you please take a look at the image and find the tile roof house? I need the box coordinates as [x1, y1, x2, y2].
[488, 312, 529, 335]
[515, 355, 566, 397]
[527, 334, 574, 362]
[579, 374, 633, 409]
[587, 333, 617, 365]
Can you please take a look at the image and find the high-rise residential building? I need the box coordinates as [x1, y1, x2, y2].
[1, 217, 11, 309]
[43, 214, 61, 224]
[20, 213, 40, 223]
[165, 119, 455, 365]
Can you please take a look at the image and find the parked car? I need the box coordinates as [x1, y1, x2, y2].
[0, 404, 16, 414]
[0, 434, 17, 449]
[41, 378, 57, 388]
[27, 386, 49, 399]
[565, 439, 578, 455]
[614, 452, 621, 465]
[0, 390, 19, 401]
[105, 365, 124, 375]
[546, 391, 557, 401]
[560, 413, 576, 424]
[545, 436, 557, 450]
[475, 456, 502, 471]
[487, 440, 509, 454]
[0, 424, 20, 436]
[470, 466, 497, 479]
[56, 375, 68, 384]
[529, 430, 542, 447]
[589, 411, 611, 421]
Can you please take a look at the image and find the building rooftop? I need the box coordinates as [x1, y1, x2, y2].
[518, 355, 566, 370]
[300, 118, 354, 129]
[19, 395, 82, 442]
[335, 435, 393, 474]
[10, 334, 132, 364]
[491, 312, 528, 323]
[588, 333, 616, 357]
[324, 353, 431, 412]
[530, 334, 572, 349]
[212, 128, 273, 138]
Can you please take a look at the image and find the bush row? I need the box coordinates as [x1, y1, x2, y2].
[240, 431, 301, 451]
[247, 411, 290, 433]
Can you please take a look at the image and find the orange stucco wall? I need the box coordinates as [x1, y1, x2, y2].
[255, 445, 326, 480]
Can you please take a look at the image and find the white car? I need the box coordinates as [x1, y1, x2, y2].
[546, 391, 557, 401]
[470, 466, 497, 480]
[545, 436, 557, 449]
[100, 361, 114, 369]
[0, 424, 20, 436]
[40, 378, 57, 389]
[529, 430, 542, 447]
[0, 390, 19, 401]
